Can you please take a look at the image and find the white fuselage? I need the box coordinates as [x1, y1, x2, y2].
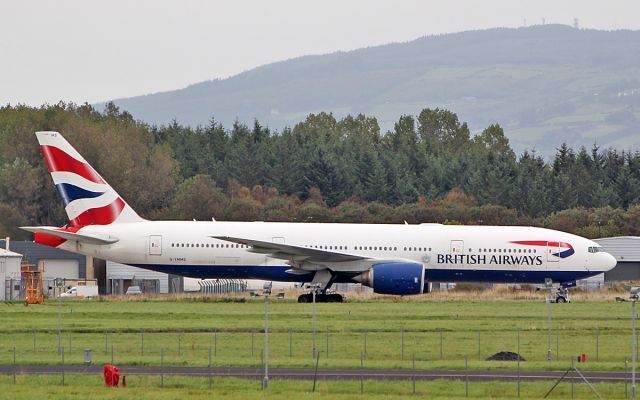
[56, 221, 616, 286]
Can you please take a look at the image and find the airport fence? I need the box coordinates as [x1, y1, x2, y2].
[0, 328, 634, 398]
[0, 327, 633, 366]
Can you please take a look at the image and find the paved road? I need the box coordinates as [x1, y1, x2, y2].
[0, 365, 631, 383]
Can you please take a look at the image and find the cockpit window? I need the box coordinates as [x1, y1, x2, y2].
[588, 246, 603, 253]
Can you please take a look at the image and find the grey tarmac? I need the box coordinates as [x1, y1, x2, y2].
[0, 365, 631, 383]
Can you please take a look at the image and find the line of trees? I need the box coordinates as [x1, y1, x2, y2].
[0, 102, 639, 239]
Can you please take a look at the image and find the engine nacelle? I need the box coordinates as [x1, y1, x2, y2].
[353, 262, 426, 295]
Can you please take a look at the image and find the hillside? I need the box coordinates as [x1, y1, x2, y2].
[104, 25, 640, 155]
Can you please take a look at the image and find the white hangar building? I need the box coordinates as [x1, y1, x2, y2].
[594, 236, 640, 281]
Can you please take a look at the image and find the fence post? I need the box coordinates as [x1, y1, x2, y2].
[209, 346, 212, 390]
[412, 352, 416, 395]
[626, 358, 629, 399]
[596, 330, 599, 362]
[440, 331, 443, 359]
[556, 334, 559, 361]
[326, 326, 329, 358]
[478, 331, 481, 361]
[517, 330, 520, 399]
[61, 347, 65, 386]
[571, 358, 574, 399]
[401, 329, 405, 361]
[465, 354, 469, 398]
[161, 348, 164, 388]
[360, 352, 364, 394]
[13, 346, 16, 385]
[214, 330, 217, 357]
[289, 330, 292, 358]
[364, 330, 368, 359]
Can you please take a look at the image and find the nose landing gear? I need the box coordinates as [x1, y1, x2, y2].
[554, 287, 570, 303]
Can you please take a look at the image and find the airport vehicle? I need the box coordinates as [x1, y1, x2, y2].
[125, 286, 143, 295]
[22, 132, 617, 302]
[60, 285, 98, 298]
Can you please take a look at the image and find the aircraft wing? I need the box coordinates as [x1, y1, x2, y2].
[21, 226, 119, 245]
[212, 235, 367, 263]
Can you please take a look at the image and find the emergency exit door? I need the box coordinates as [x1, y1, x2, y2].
[450, 240, 464, 254]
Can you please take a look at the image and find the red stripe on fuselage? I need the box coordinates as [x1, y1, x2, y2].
[40, 145, 105, 184]
[70, 197, 125, 226]
[511, 240, 573, 250]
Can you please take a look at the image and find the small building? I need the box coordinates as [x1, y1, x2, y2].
[594, 236, 640, 281]
[0, 247, 23, 300]
[0, 240, 87, 281]
[0, 240, 100, 296]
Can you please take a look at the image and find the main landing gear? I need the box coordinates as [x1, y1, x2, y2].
[297, 292, 344, 303]
[296, 270, 345, 303]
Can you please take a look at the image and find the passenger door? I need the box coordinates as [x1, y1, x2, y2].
[450, 240, 465, 269]
[149, 235, 162, 256]
[546, 241, 560, 263]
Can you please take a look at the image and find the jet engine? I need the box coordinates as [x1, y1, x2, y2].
[353, 262, 426, 295]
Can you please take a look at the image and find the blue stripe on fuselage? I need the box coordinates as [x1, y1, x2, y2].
[130, 264, 600, 286]
[423, 268, 596, 284]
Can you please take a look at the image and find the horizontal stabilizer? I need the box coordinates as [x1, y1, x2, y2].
[20, 226, 119, 245]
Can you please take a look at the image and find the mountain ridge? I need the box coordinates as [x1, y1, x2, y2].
[102, 24, 640, 155]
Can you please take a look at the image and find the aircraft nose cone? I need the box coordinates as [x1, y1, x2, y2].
[604, 252, 617, 271]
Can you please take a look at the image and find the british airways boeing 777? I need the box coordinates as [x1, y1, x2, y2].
[22, 131, 616, 302]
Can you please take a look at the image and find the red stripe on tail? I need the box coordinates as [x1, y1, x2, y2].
[40, 145, 105, 184]
[70, 197, 125, 226]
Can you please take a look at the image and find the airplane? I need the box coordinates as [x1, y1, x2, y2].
[21, 131, 617, 303]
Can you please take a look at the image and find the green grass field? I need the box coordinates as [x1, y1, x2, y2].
[0, 374, 631, 399]
[0, 294, 634, 372]
[1, 294, 635, 398]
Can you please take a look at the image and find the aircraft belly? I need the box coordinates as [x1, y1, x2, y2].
[424, 268, 595, 284]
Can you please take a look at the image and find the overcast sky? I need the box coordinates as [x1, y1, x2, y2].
[1, 0, 638, 106]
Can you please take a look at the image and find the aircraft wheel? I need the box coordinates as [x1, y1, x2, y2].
[298, 294, 310, 303]
[329, 294, 344, 303]
[556, 296, 567, 304]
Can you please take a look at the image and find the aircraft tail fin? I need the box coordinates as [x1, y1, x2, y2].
[35, 131, 145, 226]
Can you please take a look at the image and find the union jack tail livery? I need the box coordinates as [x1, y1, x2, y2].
[36, 131, 144, 226]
